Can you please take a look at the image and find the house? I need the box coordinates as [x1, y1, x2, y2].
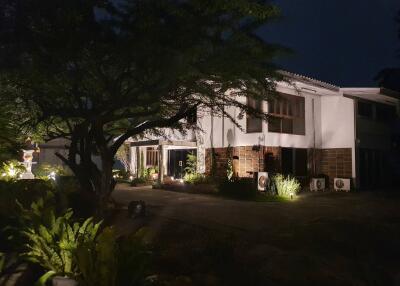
[127, 72, 400, 190]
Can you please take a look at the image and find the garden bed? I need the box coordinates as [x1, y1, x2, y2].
[159, 182, 218, 195]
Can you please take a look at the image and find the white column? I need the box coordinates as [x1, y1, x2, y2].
[158, 145, 164, 184]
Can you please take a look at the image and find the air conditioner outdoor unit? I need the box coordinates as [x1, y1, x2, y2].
[257, 172, 268, 192]
[334, 178, 351, 192]
[310, 178, 325, 192]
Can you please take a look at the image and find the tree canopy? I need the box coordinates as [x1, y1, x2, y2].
[0, 0, 286, 212]
[376, 10, 400, 91]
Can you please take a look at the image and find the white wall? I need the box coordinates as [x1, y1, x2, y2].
[320, 96, 355, 149]
[197, 84, 324, 150]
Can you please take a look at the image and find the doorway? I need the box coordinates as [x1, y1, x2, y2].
[167, 149, 196, 179]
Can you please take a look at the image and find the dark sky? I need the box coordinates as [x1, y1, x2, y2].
[259, 0, 400, 87]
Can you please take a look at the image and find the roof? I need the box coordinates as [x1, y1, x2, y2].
[341, 88, 400, 105]
[278, 70, 340, 92]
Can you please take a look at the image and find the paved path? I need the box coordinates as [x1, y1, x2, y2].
[112, 184, 400, 233]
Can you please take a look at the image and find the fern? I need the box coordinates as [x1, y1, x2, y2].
[21, 210, 102, 280]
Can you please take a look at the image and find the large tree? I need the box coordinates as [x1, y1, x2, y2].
[0, 0, 285, 212]
[376, 10, 400, 91]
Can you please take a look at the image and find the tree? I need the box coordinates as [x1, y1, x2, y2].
[0, 105, 23, 163]
[376, 10, 400, 91]
[0, 0, 285, 214]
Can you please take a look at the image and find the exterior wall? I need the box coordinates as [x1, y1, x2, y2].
[316, 148, 353, 186]
[37, 139, 69, 167]
[320, 95, 356, 178]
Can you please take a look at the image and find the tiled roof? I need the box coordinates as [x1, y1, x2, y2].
[278, 70, 340, 92]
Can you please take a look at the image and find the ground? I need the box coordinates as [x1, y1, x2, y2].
[112, 184, 400, 286]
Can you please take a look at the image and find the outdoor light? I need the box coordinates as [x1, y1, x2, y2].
[8, 167, 16, 178]
[129, 175, 133, 181]
[171, 176, 174, 181]
[49, 171, 56, 181]
[290, 192, 294, 200]
[179, 179, 184, 184]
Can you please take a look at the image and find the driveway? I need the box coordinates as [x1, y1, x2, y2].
[113, 184, 400, 285]
[112, 184, 400, 233]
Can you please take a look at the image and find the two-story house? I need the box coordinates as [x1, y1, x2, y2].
[127, 72, 400, 190]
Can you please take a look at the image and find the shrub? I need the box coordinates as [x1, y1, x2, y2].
[185, 153, 197, 175]
[183, 173, 209, 185]
[33, 163, 72, 180]
[0, 160, 26, 181]
[218, 178, 256, 200]
[272, 174, 301, 199]
[131, 177, 151, 186]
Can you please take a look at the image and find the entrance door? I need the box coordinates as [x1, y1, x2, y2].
[167, 149, 196, 179]
[281, 148, 308, 177]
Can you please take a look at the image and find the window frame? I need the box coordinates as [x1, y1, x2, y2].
[268, 94, 305, 135]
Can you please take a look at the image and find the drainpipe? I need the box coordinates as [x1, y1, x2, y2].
[312, 98, 316, 175]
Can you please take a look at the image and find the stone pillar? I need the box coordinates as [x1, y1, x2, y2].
[158, 145, 164, 184]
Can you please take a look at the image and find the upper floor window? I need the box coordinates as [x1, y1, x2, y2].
[358, 101, 373, 118]
[268, 94, 305, 135]
[246, 97, 263, 133]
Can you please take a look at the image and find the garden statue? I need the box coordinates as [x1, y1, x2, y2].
[20, 138, 39, 179]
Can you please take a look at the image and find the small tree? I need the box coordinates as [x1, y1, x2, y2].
[185, 153, 197, 175]
[226, 145, 234, 181]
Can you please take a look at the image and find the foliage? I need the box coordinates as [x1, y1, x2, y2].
[184, 153, 197, 175]
[33, 164, 72, 180]
[226, 146, 234, 181]
[0, 0, 285, 212]
[272, 174, 301, 199]
[21, 209, 102, 281]
[0, 160, 26, 181]
[184, 173, 211, 185]
[376, 10, 400, 91]
[75, 227, 152, 286]
[115, 144, 132, 173]
[218, 178, 257, 200]
[131, 177, 151, 186]
[112, 169, 130, 180]
[0, 105, 24, 164]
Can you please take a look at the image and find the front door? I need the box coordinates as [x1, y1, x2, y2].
[167, 149, 196, 179]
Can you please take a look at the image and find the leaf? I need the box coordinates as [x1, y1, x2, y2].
[35, 270, 56, 286]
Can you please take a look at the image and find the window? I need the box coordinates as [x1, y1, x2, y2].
[246, 97, 262, 133]
[268, 94, 305, 135]
[146, 147, 159, 166]
[282, 148, 308, 177]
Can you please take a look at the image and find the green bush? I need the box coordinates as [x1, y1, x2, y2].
[218, 178, 256, 200]
[184, 173, 214, 185]
[76, 227, 152, 286]
[272, 174, 301, 199]
[33, 163, 72, 180]
[131, 177, 152, 186]
[0, 160, 26, 181]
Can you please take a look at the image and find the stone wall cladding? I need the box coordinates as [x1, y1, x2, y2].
[205, 146, 282, 178]
[318, 148, 352, 186]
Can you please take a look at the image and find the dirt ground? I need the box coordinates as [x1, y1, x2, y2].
[113, 185, 400, 286]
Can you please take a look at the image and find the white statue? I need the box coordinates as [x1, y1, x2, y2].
[21, 149, 35, 179]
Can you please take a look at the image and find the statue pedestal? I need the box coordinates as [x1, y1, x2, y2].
[21, 172, 35, 179]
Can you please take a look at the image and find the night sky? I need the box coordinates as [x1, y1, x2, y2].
[260, 0, 400, 87]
